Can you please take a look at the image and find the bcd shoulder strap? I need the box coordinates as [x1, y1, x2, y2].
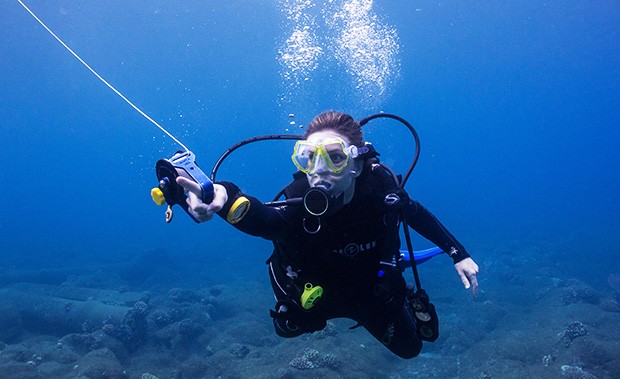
[283, 171, 310, 200]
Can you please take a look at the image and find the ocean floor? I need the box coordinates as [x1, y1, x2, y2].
[1, 240, 619, 379]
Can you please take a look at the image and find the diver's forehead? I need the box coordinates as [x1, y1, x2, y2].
[306, 130, 349, 145]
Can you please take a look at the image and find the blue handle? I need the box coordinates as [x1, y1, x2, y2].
[400, 246, 444, 266]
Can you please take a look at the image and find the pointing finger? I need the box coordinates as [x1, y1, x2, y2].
[459, 272, 471, 289]
[176, 176, 202, 197]
[470, 274, 479, 297]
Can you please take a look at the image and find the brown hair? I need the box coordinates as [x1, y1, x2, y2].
[304, 110, 364, 147]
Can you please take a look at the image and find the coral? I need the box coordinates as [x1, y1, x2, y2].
[313, 321, 338, 339]
[561, 280, 599, 305]
[178, 319, 198, 340]
[558, 321, 588, 347]
[168, 288, 199, 303]
[560, 365, 599, 379]
[59, 332, 104, 354]
[102, 300, 149, 350]
[542, 354, 556, 366]
[289, 356, 316, 370]
[132, 301, 149, 317]
[289, 348, 319, 370]
[204, 345, 215, 357]
[142, 374, 160, 379]
[300, 348, 319, 361]
[317, 353, 341, 369]
[229, 343, 250, 358]
[289, 348, 341, 370]
[149, 309, 172, 328]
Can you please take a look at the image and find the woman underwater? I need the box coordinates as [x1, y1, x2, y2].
[176, 110, 479, 358]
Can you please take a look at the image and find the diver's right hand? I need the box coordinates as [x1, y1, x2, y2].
[176, 177, 228, 222]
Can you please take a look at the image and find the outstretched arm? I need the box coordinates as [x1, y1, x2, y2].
[404, 200, 479, 295]
[178, 177, 294, 239]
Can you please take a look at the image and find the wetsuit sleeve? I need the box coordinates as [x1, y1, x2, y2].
[215, 181, 293, 240]
[404, 200, 471, 264]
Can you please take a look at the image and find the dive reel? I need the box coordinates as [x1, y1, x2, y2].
[151, 150, 214, 223]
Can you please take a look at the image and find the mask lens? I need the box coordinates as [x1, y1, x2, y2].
[323, 142, 348, 171]
[292, 142, 317, 173]
[292, 138, 351, 174]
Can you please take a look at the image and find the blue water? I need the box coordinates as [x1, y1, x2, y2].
[1, 0, 619, 310]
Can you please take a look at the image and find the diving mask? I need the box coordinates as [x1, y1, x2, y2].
[291, 137, 367, 174]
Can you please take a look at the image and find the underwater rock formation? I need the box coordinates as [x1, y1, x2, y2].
[560, 364, 599, 379]
[0, 305, 23, 342]
[0, 287, 132, 336]
[288, 347, 342, 370]
[557, 321, 588, 347]
[561, 279, 599, 305]
[74, 347, 125, 379]
[103, 301, 149, 351]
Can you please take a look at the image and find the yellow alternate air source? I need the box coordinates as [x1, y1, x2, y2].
[301, 283, 323, 310]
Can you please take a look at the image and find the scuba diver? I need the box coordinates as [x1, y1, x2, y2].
[16, 1, 476, 358]
[175, 111, 479, 358]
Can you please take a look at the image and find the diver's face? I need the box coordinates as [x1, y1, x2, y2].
[304, 130, 362, 204]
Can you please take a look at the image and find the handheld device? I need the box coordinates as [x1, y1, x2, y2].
[151, 150, 214, 223]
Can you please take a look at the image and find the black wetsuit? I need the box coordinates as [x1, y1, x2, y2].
[216, 163, 469, 359]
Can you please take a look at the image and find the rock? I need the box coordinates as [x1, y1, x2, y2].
[607, 273, 620, 291]
[149, 309, 172, 328]
[229, 343, 250, 358]
[561, 280, 599, 305]
[168, 288, 199, 303]
[557, 321, 588, 347]
[74, 348, 125, 379]
[0, 305, 23, 342]
[41, 340, 80, 364]
[598, 299, 620, 313]
[59, 331, 128, 361]
[37, 361, 71, 376]
[180, 355, 209, 378]
[0, 362, 38, 379]
[0, 343, 32, 363]
[570, 338, 616, 369]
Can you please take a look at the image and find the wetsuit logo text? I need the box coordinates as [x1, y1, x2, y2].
[332, 240, 377, 257]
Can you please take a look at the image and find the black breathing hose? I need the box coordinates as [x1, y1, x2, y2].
[209, 114, 425, 290]
[359, 113, 424, 290]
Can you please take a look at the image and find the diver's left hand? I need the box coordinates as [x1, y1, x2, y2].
[454, 258, 479, 296]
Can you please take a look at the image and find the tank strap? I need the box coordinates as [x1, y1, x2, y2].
[283, 171, 309, 199]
